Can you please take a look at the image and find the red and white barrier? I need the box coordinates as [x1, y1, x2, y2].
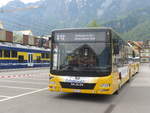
[0, 74, 32, 79]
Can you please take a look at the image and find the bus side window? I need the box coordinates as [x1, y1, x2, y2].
[113, 39, 119, 55]
[113, 38, 125, 67]
[18, 55, 24, 63]
[124, 46, 129, 64]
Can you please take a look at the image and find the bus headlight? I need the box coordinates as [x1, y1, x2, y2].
[49, 81, 56, 85]
[101, 84, 110, 88]
[49, 76, 54, 80]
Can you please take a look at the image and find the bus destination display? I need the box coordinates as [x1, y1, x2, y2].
[54, 32, 106, 42]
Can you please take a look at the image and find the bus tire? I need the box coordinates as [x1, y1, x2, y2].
[127, 78, 130, 83]
[127, 75, 131, 83]
[115, 90, 119, 95]
[127, 70, 132, 83]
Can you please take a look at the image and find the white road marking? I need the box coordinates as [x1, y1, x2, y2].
[0, 80, 47, 85]
[0, 86, 39, 90]
[0, 88, 48, 102]
[0, 95, 10, 98]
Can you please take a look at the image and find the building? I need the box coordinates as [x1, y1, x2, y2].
[0, 21, 4, 29]
[128, 41, 143, 53]
[140, 40, 150, 63]
[14, 30, 33, 35]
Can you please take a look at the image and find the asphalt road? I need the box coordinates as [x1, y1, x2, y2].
[0, 64, 150, 113]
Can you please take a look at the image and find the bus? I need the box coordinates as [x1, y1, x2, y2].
[48, 28, 140, 95]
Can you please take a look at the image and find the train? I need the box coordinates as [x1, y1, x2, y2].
[0, 42, 50, 69]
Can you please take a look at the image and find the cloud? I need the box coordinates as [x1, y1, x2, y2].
[0, 0, 13, 7]
[20, 0, 41, 4]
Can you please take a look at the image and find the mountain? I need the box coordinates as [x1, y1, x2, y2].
[122, 20, 150, 41]
[104, 7, 150, 32]
[103, 7, 150, 40]
[0, 0, 150, 41]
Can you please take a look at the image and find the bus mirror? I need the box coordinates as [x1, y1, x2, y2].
[114, 44, 119, 55]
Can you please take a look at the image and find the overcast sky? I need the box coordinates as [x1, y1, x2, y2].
[0, 0, 40, 7]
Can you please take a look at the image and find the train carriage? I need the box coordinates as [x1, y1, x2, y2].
[0, 42, 50, 69]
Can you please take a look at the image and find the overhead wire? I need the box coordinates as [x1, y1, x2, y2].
[1, 4, 53, 29]
[0, 15, 48, 35]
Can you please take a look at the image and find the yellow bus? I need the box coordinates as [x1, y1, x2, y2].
[49, 28, 140, 95]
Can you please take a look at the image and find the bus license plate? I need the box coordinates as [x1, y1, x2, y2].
[74, 90, 81, 93]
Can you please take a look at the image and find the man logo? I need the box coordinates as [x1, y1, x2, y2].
[75, 77, 80, 80]
[71, 83, 84, 86]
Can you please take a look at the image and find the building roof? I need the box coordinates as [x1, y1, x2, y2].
[14, 30, 33, 35]
[128, 41, 143, 49]
[0, 41, 50, 52]
[133, 41, 143, 49]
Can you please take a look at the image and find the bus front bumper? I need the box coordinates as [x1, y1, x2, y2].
[48, 85, 114, 95]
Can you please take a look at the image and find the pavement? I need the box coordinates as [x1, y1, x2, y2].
[0, 64, 150, 113]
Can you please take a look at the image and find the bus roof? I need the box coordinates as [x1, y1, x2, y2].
[52, 27, 112, 33]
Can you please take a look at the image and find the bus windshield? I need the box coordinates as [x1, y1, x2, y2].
[51, 31, 112, 77]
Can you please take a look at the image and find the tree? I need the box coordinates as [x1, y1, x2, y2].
[87, 20, 100, 27]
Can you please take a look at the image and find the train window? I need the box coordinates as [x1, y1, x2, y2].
[11, 50, 18, 58]
[18, 55, 24, 63]
[4, 50, 10, 57]
[0, 49, 2, 57]
[46, 60, 50, 63]
[41, 53, 46, 58]
[37, 56, 41, 63]
[46, 53, 50, 58]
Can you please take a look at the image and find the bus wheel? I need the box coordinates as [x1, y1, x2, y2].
[127, 70, 131, 83]
[115, 90, 119, 95]
[127, 76, 131, 83]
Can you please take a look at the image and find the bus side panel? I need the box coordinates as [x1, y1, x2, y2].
[111, 72, 120, 94]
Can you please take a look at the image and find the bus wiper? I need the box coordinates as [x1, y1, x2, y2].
[60, 64, 74, 70]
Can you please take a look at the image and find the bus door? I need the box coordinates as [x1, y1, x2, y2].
[28, 53, 34, 67]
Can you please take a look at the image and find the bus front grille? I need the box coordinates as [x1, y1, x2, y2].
[60, 82, 96, 89]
